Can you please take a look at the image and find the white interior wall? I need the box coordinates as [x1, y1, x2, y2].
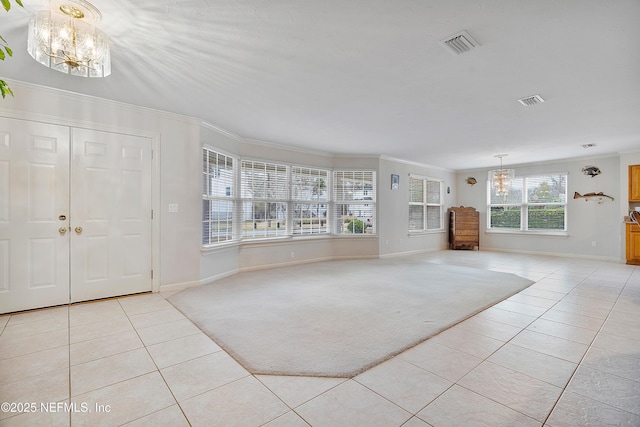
[1, 81, 203, 292]
[377, 157, 456, 257]
[456, 155, 625, 261]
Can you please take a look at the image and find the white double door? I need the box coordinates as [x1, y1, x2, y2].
[0, 117, 152, 314]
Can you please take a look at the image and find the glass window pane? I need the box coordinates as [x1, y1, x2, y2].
[527, 174, 567, 203]
[334, 171, 375, 202]
[241, 160, 288, 200]
[293, 203, 328, 234]
[490, 206, 521, 228]
[409, 205, 424, 231]
[409, 178, 423, 203]
[528, 205, 565, 230]
[426, 206, 441, 230]
[335, 203, 374, 234]
[292, 167, 329, 202]
[242, 202, 287, 238]
[202, 199, 233, 244]
[490, 177, 523, 204]
[426, 181, 441, 204]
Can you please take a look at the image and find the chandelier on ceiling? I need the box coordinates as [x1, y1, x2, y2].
[27, 0, 111, 77]
[489, 154, 515, 196]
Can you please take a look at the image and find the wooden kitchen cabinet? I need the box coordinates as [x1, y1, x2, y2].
[628, 222, 640, 265]
[630, 165, 640, 202]
[448, 206, 479, 250]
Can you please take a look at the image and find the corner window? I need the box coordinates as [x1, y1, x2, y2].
[409, 175, 443, 232]
[202, 149, 378, 246]
[488, 173, 567, 232]
[333, 171, 376, 235]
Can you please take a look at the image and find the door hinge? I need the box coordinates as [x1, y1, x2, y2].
[151, 270, 154, 279]
[151, 209, 154, 219]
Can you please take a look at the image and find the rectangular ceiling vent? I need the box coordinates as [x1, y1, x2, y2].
[440, 31, 479, 55]
[517, 94, 545, 106]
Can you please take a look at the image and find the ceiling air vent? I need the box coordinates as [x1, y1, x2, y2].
[440, 31, 479, 55]
[517, 94, 545, 106]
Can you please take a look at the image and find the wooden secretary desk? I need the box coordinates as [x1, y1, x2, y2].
[448, 206, 480, 250]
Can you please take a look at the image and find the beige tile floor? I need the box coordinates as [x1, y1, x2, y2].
[1, 251, 639, 426]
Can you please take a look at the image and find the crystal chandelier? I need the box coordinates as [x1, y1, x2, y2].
[489, 154, 515, 196]
[27, 0, 110, 77]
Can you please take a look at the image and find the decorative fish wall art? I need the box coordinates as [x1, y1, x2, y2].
[582, 165, 601, 177]
[573, 192, 614, 203]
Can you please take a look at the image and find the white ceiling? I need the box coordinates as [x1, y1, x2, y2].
[1, 0, 639, 170]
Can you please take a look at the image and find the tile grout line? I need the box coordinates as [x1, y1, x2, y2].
[116, 296, 194, 427]
[422, 264, 594, 425]
[67, 304, 72, 426]
[540, 264, 637, 426]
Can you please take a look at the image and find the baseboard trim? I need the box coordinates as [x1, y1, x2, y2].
[482, 247, 621, 263]
[159, 280, 202, 293]
[379, 247, 447, 259]
[200, 269, 241, 286]
[239, 257, 334, 273]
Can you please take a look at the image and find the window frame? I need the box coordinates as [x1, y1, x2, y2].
[332, 170, 377, 236]
[408, 174, 445, 233]
[202, 147, 237, 246]
[202, 148, 378, 247]
[487, 172, 568, 234]
[240, 159, 290, 240]
[291, 166, 331, 236]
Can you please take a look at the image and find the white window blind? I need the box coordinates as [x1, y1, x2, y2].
[488, 173, 567, 231]
[292, 166, 329, 235]
[333, 170, 376, 234]
[408, 175, 443, 232]
[241, 160, 289, 238]
[202, 148, 235, 245]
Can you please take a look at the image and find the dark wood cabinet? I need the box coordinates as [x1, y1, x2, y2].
[448, 206, 479, 250]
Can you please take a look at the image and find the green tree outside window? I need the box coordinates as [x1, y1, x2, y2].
[1, 0, 24, 98]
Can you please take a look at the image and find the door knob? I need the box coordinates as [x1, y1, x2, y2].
[75, 226, 83, 234]
[59, 227, 67, 235]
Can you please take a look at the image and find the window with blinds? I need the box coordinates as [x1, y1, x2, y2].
[202, 150, 380, 246]
[333, 171, 376, 234]
[241, 160, 289, 238]
[202, 148, 235, 245]
[488, 173, 567, 231]
[409, 175, 443, 232]
[292, 166, 329, 235]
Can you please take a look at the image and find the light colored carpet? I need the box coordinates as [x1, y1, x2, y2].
[168, 257, 534, 377]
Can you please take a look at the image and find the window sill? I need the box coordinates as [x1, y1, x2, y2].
[201, 240, 240, 255]
[201, 233, 377, 253]
[408, 230, 446, 237]
[485, 229, 569, 237]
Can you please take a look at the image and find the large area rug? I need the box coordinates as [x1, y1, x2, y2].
[168, 257, 534, 377]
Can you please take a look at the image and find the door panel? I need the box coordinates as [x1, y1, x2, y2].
[70, 128, 152, 303]
[0, 117, 70, 313]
